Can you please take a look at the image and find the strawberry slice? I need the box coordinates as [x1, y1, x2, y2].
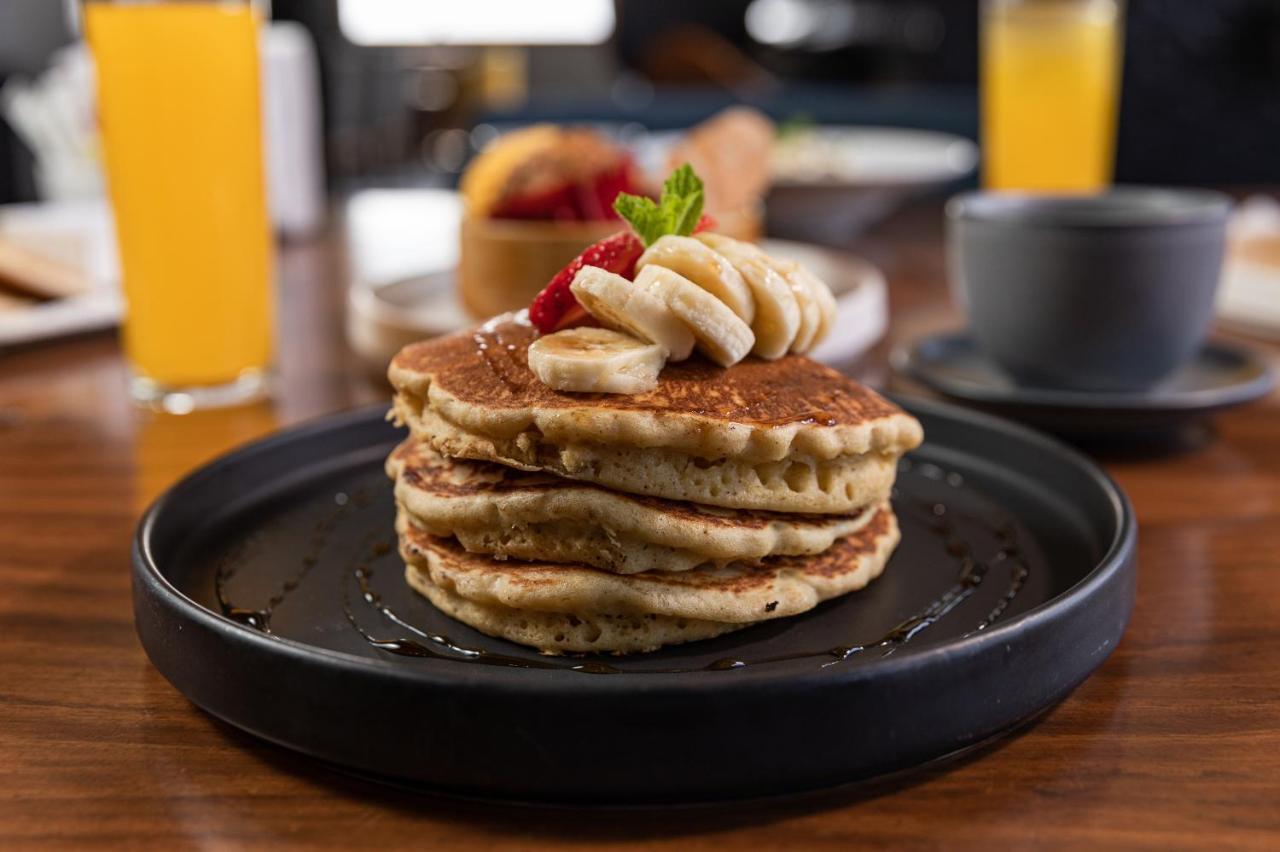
[490, 159, 642, 222]
[693, 213, 716, 233]
[550, 303, 598, 333]
[579, 159, 641, 221]
[529, 231, 644, 333]
[491, 181, 579, 220]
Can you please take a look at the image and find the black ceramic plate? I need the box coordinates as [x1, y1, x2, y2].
[893, 332, 1275, 439]
[134, 399, 1135, 804]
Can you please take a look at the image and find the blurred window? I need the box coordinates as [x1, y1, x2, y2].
[337, 0, 615, 46]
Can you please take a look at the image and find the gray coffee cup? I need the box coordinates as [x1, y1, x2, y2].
[947, 188, 1232, 392]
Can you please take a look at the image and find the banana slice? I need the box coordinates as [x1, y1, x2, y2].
[636, 235, 755, 324]
[570, 266, 695, 360]
[636, 265, 755, 367]
[527, 327, 665, 394]
[787, 261, 838, 349]
[695, 233, 800, 360]
[771, 259, 826, 353]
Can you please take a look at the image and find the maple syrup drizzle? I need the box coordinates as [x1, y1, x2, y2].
[214, 489, 370, 633]
[473, 318, 532, 394]
[212, 461, 1030, 674]
[342, 564, 620, 674]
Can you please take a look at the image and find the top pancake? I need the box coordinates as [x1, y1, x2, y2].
[389, 314, 922, 464]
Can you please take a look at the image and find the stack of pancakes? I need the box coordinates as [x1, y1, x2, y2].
[388, 317, 923, 655]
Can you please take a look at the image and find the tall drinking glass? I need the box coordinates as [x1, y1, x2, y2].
[84, 0, 274, 411]
[981, 0, 1124, 192]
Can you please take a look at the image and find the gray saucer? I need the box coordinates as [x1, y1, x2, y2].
[893, 332, 1275, 440]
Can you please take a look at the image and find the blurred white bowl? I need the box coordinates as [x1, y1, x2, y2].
[768, 126, 978, 243]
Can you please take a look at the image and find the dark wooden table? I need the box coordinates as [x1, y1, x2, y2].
[3, 198, 1278, 849]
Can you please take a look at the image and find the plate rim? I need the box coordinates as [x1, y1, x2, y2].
[769, 125, 979, 189]
[133, 397, 1136, 696]
[893, 331, 1277, 414]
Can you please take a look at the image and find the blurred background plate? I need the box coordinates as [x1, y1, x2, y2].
[346, 229, 888, 374]
[1219, 255, 1280, 341]
[770, 125, 978, 188]
[1219, 197, 1280, 341]
[346, 270, 469, 371]
[0, 199, 119, 349]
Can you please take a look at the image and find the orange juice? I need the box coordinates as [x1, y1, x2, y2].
[86, 1, 273, 395]
[981, 0, 1122, 192]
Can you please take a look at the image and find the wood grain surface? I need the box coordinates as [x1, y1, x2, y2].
[1, 199, 1278, 850]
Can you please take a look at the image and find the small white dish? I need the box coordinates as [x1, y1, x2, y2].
[1217, 196, 1280, 339]
[1218, 255, 1280, 340]
[0, 200, 121, 349]
[347, 270, 471, 372]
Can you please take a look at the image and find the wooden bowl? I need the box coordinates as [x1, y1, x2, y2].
[457, 204, 765, 320]
[458, 217, 619, 320]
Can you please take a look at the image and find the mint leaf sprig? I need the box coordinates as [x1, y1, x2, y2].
[613, 163, 705, 247]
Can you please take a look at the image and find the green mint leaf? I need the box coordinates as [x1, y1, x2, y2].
[614, 164, 706, 246]
[613, 192, 665, 246]
[663, 163, 702, 202]
[668, 191, 704, 237]
[661, 162, 704, 237]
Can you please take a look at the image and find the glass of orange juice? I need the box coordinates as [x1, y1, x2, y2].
[84, 0, 274, 411]
[981, 0, 1124, 192]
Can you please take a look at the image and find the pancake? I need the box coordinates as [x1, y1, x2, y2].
[389, 315, 921, 513]
[395, 400, 901, 514]
[406, 571, 744, 656]
[397, 503, 899, 654]
[390, 315, 922, 463]
[388, 441, 880, 574]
